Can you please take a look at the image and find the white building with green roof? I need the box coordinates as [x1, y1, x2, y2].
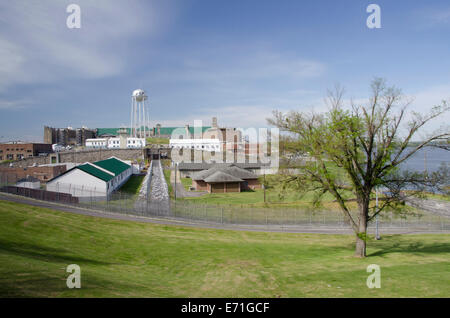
[46, 157, 132, 200]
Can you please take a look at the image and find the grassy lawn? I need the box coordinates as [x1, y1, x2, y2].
[423, 193, 450, 202]
[0, 200, 449, 297]
[183, 189, 346, 208]
[163, 169, 174, 198]
[183, 174, 355, 209]
[146, 137, 169, 145]
[119, 175, 145, 195]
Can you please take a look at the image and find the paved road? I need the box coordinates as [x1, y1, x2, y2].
[405, 197, 450, 218]
[1, 192, 447, 234]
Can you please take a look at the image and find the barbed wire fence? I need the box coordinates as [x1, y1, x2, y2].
[0, 171, 449, 232]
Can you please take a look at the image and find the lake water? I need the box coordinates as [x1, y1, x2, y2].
[400, 146, 449, 173]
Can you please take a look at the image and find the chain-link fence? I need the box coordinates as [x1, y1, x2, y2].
[1, 171, 449, 231]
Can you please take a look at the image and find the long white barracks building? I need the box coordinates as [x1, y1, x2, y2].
[46, 157, 132, 200]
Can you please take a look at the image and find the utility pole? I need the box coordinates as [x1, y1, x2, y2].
[375, 187, 380, 240]
[424, 148, 428, 175]
[174, 162, 177, 200]
[263, 170, 266, 203]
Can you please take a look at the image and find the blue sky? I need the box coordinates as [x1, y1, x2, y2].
[1, 0, 449, 142]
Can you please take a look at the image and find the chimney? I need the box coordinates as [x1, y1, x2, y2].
[156, 123, 161, 136]
[212, 117, 218, 128]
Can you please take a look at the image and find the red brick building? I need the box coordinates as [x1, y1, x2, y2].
[191, 164, 261, 193]
[0, 165, 66, 184]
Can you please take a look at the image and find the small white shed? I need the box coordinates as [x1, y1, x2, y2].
[16, 176, 41, 189]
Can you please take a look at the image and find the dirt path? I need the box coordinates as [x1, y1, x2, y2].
[169, 168, 207, 198]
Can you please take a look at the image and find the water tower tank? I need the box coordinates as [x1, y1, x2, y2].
[132, 89, 147, 102]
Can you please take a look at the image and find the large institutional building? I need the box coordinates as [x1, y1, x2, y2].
[43, 117, 243, 152]
[168, 117, 244, 153]
[44, 126, 96, 146]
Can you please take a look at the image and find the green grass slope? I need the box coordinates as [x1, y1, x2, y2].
[0, 200, 449, 297]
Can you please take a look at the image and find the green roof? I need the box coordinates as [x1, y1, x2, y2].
[93, 157, 130, 176]
[96, 126, 212, 137]
[155, 126, 211, 136]
[77, 164, 114, 182]
[48, 157, 131, 183]
[96, 128, 132, 136]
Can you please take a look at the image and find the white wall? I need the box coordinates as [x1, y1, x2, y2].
[46, 160, 133, 200]
[169, 138, 222, 152]
[16, 181, 40, 189]
[109, 167, 132, 193]
[46, 168, 107, 197]
[86, 137, 145, 149]
[85, 138, 107, 148]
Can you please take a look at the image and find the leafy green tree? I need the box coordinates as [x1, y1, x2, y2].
[268, 79, 449, 257]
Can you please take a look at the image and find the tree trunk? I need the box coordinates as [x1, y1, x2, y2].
[355, 233, 366, 258]
[355, 198, 369, 258]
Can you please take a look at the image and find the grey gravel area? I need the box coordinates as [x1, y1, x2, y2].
[150, 160, 169, 202]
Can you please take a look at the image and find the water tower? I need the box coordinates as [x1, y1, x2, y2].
[130, 89, 150, 138]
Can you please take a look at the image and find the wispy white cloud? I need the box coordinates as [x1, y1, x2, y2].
[406, 84, 450, 138]
[176, 83, 450, 136]
[155, 52, 325, 84]
[411, 6, 450, 28]
[0, 0, 172, 89]
[425, 8, 450, 24]
[0, 99, 31, 110]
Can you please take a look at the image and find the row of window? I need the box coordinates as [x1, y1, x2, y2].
[1, 154, 33, 160]
[106, 170, 129, 190]
[1, 148, 31, 152]
[171, 144, 220, 149]
[87, 140, 144, 147]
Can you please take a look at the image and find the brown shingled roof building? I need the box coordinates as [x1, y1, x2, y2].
[191, 163, 261, 193]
